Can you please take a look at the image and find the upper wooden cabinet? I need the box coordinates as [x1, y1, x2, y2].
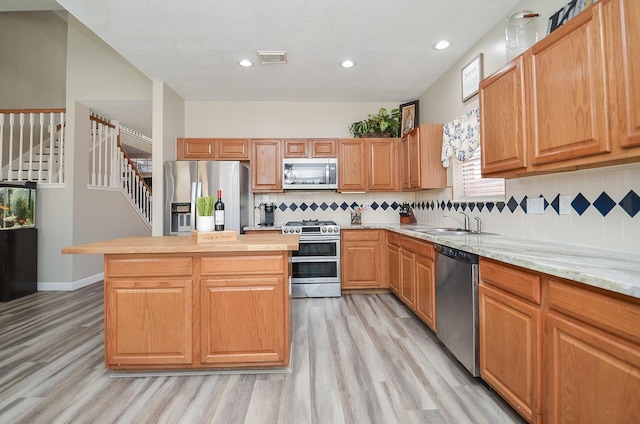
[251, 139, 282, 193]
[177, 138, 249, 160]
[400, 125, 447, 190]
[338, 138, 399, 192]
[480, 0, 640, 178]
[284, 139, 336, 158]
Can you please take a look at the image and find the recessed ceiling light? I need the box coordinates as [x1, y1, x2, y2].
[433, 40, 450, 50]
[341, 60, 355, 68]
[239, 59, 253, 67]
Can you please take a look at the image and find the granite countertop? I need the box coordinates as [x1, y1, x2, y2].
[344, 223, 640, 300]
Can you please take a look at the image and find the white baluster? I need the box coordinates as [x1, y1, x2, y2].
[0, 113, 4, 181]
[8, 114, 14, 181]
[18, 113, 24, 181]
[38, 113, 44, 183]
[28, 113, 34, 181]
[58, 111, 65, 183]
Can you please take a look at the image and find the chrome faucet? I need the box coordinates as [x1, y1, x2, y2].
[474, 216, 482, 233]
[443, 212, 470, 231]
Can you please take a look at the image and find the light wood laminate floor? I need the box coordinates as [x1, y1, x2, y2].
[0, 283, 524, 424]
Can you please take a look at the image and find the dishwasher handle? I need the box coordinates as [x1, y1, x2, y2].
[435, 244, 479, 265]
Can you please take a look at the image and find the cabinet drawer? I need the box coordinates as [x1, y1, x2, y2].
[106, 256, 193, 277]
[201, 254, 285, 275]
[548, 278, 640, 345]
[480, 259, 541, 304]
[311, 139, 336, 157]
[342, 229, 380, 242]
[216, 139, 249, 159]
[402, 236, 434, 259]
[387, 231, 401, 246]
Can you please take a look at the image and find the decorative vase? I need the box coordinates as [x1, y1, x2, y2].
[197, 215, 215, 232]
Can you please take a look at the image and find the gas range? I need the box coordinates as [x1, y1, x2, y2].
[281, 219, 340, 236]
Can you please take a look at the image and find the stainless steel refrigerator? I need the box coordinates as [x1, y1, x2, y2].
[164, 161, 250, 235]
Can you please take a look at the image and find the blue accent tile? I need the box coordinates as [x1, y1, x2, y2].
[370, 201, 379, 210]
[309, 202, 318, 211]
[519, 196, 528, 213]
[279, 202, 287, 211]
[340, 202, 349, 211]
[619, 190, 640, 217]
[299, 202, 308, 211]
[477, 202, 484, 212]
[330, 202, 339, 211]
[486, 202, 495, 212]
[430, 201, 435, 209]
[460, 203, 467, 211]
[421, 201, 426, 209]
[289, 203, 298, 211]
[593, 192, 616, 217]
[550, 195, 560, 214]
[440, 201, 446, 210]
[468, 203, 476, 212]
[539, 195, 549, 210]
[571, 193, 591, 216]
[411, 202, 416, 208]
[391, 202, 399, 210]
[446, 201, 452, 210]
[320, 202, 329, 211]
[507, 197, 518, 213]
[496, 202, 506, 212]
[350, 202, 358, 210]
[381, 202, 389, 210]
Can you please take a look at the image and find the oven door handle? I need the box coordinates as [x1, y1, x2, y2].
[296, 235, 341, 242]
[291, 257, 339, 263]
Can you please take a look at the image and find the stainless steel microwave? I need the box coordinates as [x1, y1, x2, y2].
[282, 158, 338, 190]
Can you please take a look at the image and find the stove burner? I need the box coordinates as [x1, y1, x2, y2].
[282, 219, 340, 235]
[284, 219, 337, 227]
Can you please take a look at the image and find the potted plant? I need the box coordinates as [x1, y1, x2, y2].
[195, 196, 215, 232]
[348, 107, 401, 138]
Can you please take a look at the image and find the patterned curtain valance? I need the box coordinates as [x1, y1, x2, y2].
[441, 107, 480, 168]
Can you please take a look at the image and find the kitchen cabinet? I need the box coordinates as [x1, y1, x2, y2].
[177, 138, 249, 160]
[338, 138, 398, 192]
[400, 125, 447, 190]
[341, 230, 387, 290]
[251, 139, 283, 193]
[480, 0, 640, 178]
[1, 228, 37, 302]
[479, 259, 542, 423]
[284, 139, 336, 158]
[387, 232, 400, 296]
[414, 246, 436, 330]
[544, 277, 640, 424]
[102, 250, 291, 370]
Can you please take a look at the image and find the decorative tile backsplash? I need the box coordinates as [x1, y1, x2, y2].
[256, 163, 640, 253]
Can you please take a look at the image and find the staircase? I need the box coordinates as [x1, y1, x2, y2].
[0, 109, 152, 228]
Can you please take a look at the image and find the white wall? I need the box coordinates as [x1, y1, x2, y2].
[417, 0, 640, 254]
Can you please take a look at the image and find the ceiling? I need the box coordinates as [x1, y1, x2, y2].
[4, 0, 520, 134]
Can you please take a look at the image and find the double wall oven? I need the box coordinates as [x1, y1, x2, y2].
[282, 220, 341, 298]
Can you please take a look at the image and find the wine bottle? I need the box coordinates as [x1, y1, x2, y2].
[214, 189, 225, 231]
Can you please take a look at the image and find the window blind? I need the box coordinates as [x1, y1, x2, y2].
[452, 147, 505, 201]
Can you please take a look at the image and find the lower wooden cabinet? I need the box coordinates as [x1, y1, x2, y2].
[387, 242, 400, 296]
[103, 252, 290, 370]
[414, 254, 436, 330]
[341, 230, 387, 289]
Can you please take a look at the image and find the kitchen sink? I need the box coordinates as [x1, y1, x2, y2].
[411, 228, 495, 236]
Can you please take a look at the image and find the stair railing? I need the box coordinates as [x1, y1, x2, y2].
[0, 109, 65, 183]
[89, 115, 152, 225]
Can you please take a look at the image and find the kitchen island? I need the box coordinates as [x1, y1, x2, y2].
[62, 234, 299, 371]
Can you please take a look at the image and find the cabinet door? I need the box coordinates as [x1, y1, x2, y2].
[216, 138, 249, 159]
[479, 58, 528, 175]
[528, 3, 610, 166]
[251, 139, 282, 192]
[417, 124, 447, 189]
[407, 130, 420, 188]
[338, 139, 366, 191]
[284, 139, 308, 157]
[387, 243, 400, 296]
[177, 138, 216, 160]
[545, 312, 640, 424]
[399, 249, 415, 309]
[341, 230, 385, 289]
[311, 139, 336, 157]
[414, 255, 435, 330]
[367, 138, 397, 191]
[200, 277, 286, 365]
[399, 136, 410, 190]
[614, 0, 640, 148]
[479, 284, 540, 423]
[105, 278, 193, 366]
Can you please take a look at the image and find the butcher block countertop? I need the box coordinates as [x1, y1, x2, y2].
[61, 233, 299, 255]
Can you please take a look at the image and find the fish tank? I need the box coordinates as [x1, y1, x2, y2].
[0, 181, 36, 230]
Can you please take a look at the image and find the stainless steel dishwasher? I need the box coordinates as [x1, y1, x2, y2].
[434, 244, 480, 377]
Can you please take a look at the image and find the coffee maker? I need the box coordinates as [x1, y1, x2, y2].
[259, 202, 275, 226]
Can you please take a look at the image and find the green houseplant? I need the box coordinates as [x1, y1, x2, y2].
[195, 196, 215, 232]
[349, 107, 401, 138]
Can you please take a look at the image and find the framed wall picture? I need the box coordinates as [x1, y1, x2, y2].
[399, 100, 419, 137]
[461, 53, 484, 102]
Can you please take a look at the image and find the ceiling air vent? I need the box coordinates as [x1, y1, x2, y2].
[257, 51, 287, 64]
